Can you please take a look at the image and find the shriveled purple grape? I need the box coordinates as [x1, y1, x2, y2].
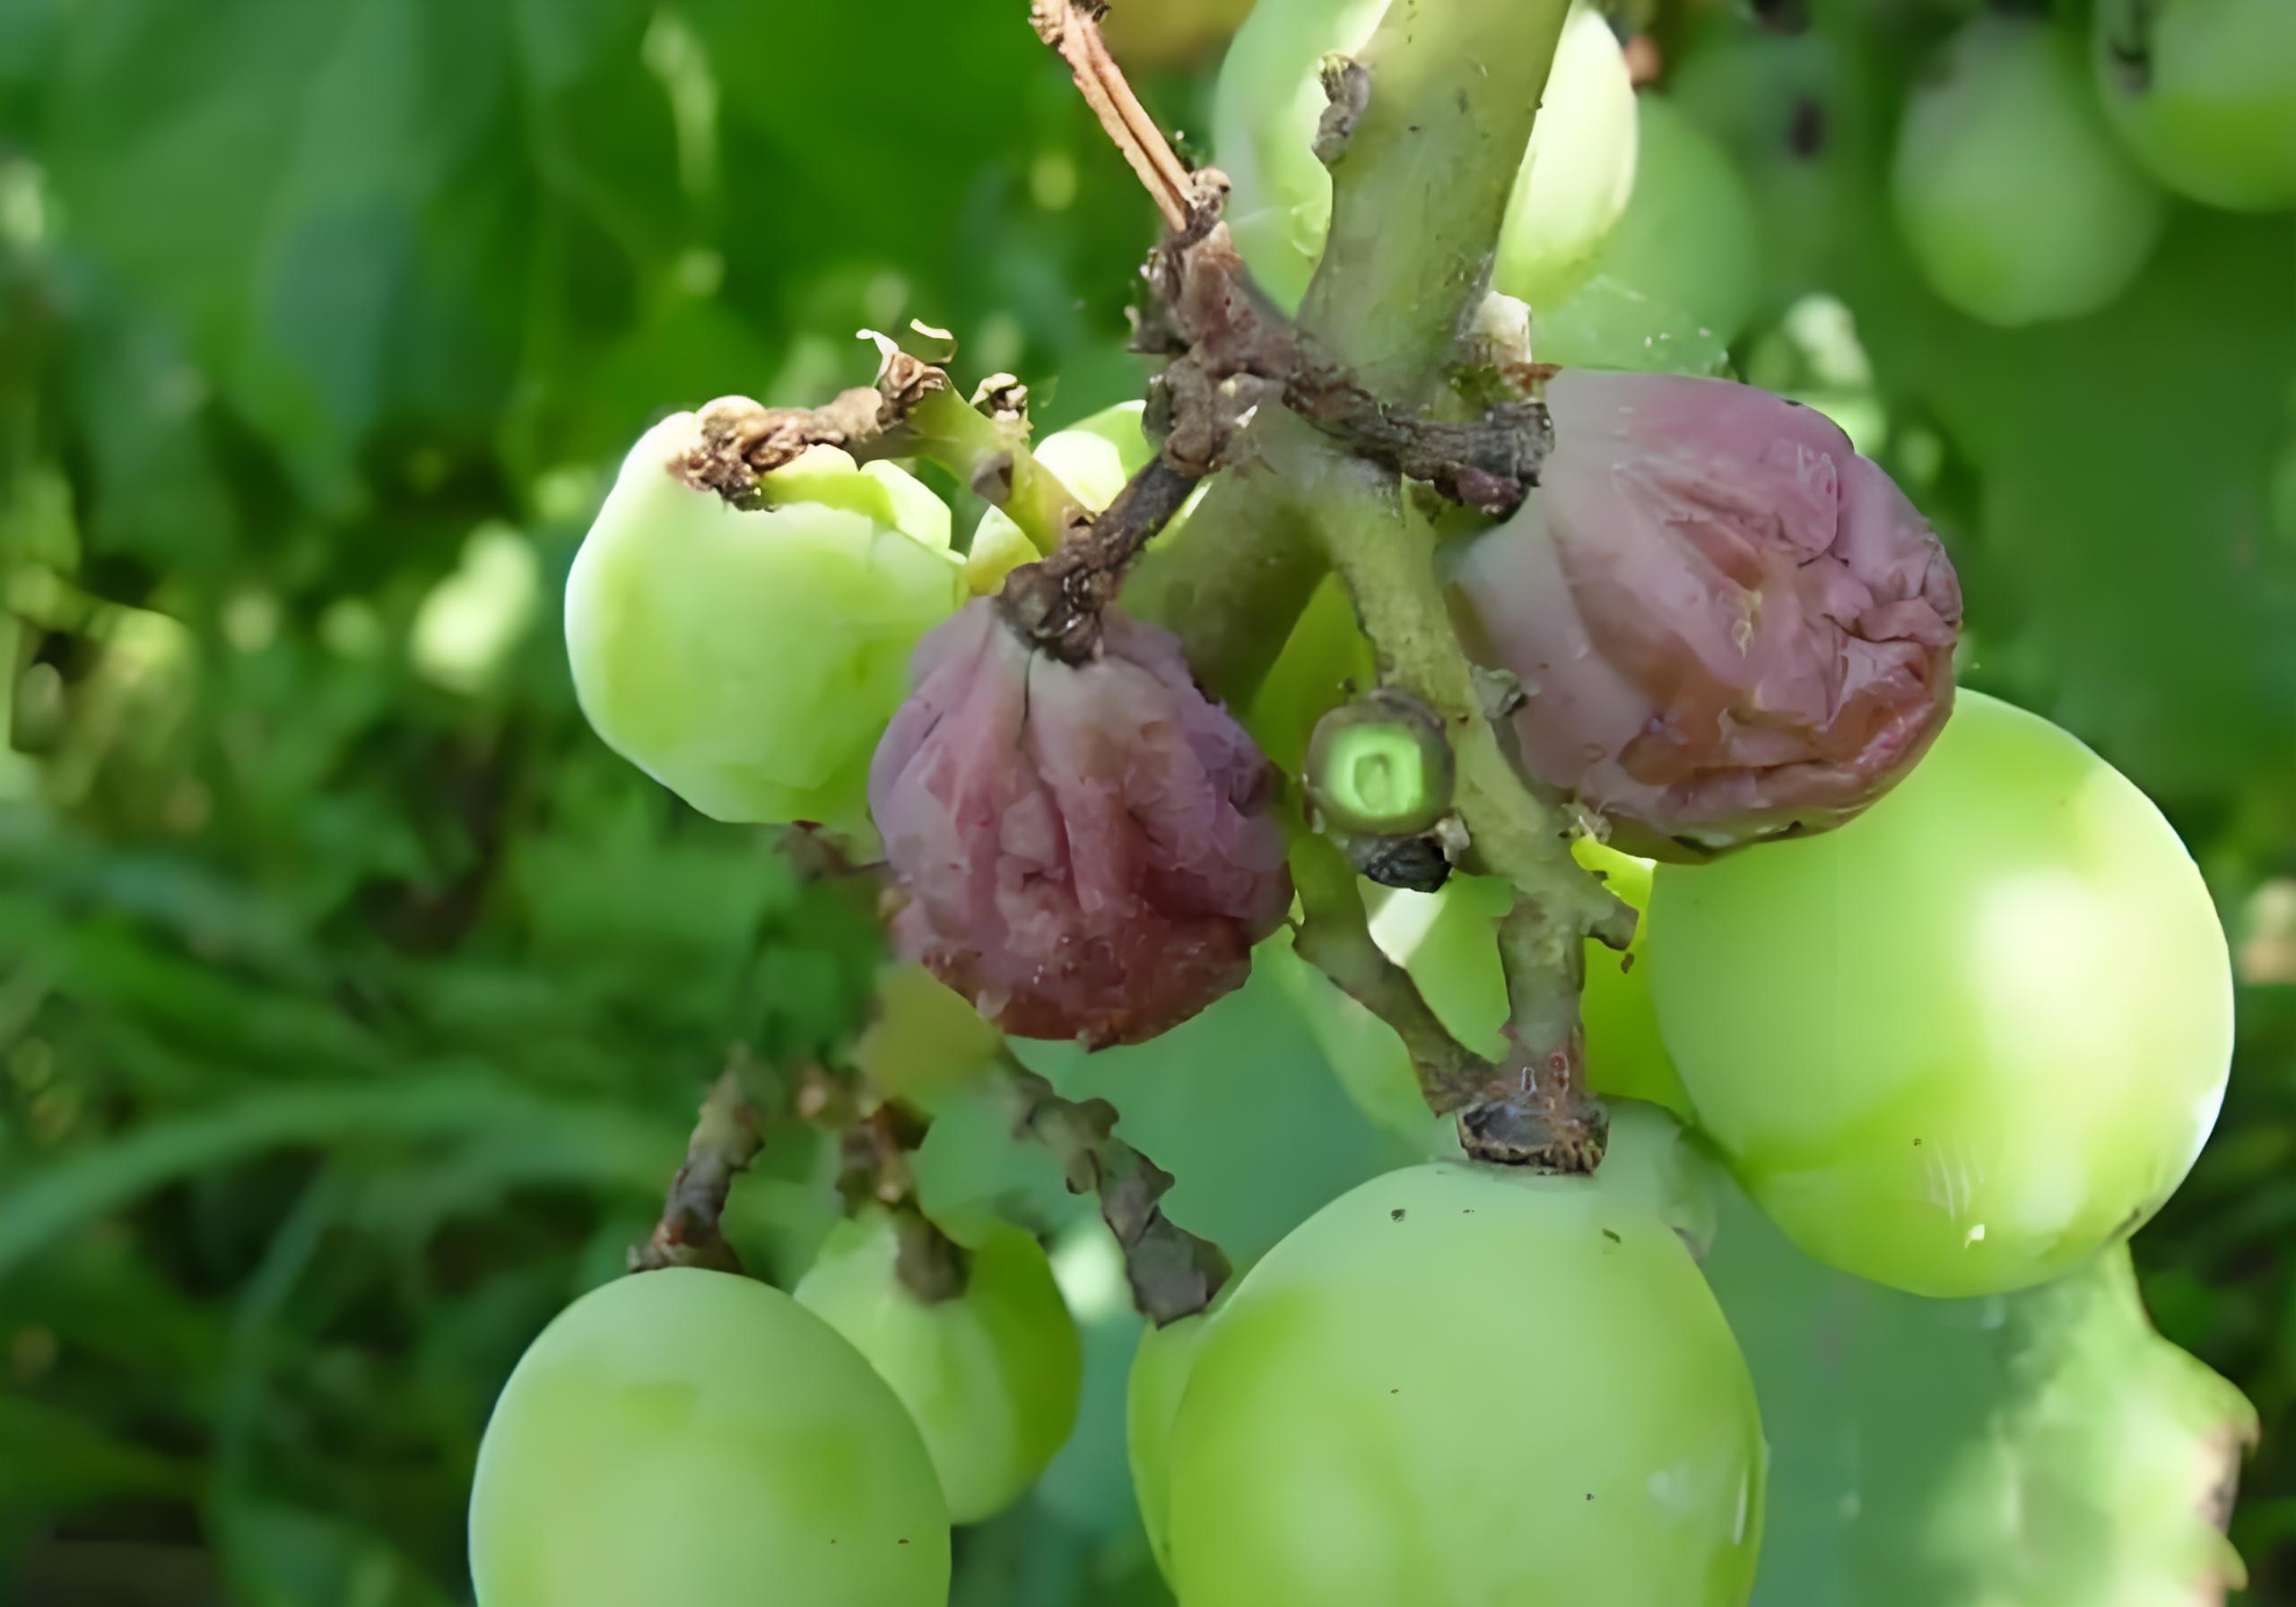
[1447, 370, 1962, 859]
[869, 600, 1292, 1047]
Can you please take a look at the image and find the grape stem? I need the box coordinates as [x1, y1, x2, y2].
[994, 1053, 1231, 1325]
[1289, 829, 1493, 1111]
[677, 334, 1091, 558]
[628, 1057, 770, 1274]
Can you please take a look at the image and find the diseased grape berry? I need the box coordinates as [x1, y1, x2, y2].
[566, 407, 964, 831]
[1161, 1104, 1764, 1607]
[869, 599, 1292, 1047]
[1214, 0, 1637, 312]
[796, 1212, 1083, 1524]
[1892, 14, 2169, 327]
[1446, 369, 1962, 860]
[469, 1269, 949, 1607]
[2092, 0, 2296, 213]
[1648, 691, 2234, 1299]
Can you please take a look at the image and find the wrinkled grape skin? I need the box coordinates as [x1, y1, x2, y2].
[566, 413, 963, 830]
[1447, 370, 1961, 860]
[469, 1269, 949, 1607]
[1213, 0, 1635, 312]
[1648, 691, 2234, 1299]
[870, 601, 1292, 1047]
[1163, 1110, 1764, 1607]
[1892, 16, 2168, 327]
[796, 1213, 1082, 1524]
[2092, 0, 2296, 212]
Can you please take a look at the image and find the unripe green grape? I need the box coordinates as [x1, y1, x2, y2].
[1213, 0, 1636, 312]
[1892, 16, 2169, 327]
[1648, 691, 2233, 1299]
[1241, 574, 1377, 776]
[968, 402, 1153, 596]
[1163, 1105, 1763, 1607]
[853, 963, 1004, 1115]
[1535, 94, 1761, 373]
[794, 1212, 1083, 1524]
[1304, 693, 1454, 838]
[1369, 841, 1691, 1120]
[469, 1269, 949, 1607]
[2092, 0, 2296, 212]
[1126, 1304, 1221, 1583]
[565, 409, 963, 830]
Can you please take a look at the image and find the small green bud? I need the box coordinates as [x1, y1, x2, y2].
[1305, 692, 1456, 838]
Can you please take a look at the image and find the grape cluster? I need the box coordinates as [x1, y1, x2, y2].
[494, 0, 2272, 1600]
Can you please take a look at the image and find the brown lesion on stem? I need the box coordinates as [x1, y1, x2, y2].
[833, 1096, 968, 1303]
[675, 331, 1094, 557]
[995, 1052, 1229, 1325]
[629, 1055, 771, 1274]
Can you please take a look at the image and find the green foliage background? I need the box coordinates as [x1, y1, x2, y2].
[0, 0, 2291, 1603]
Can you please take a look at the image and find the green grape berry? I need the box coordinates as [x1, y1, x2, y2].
[795, 1212, 1083, 1524]
[565, 407, 964, 830]
[2093, 0, 2296, 212]
[1161, 1104, 1763, 1607]
[1892, 15, 2169, 327]
[1126, 1304, 1222, 1584]
[1304, 692, 1455, 838]
[1648, 691, 2233, 1299]
[1535, 94, 1762, 374]
[968, 402, 1153, 596]
[1214, 0, 1636, 312]
[469, 1269, 949, 1607]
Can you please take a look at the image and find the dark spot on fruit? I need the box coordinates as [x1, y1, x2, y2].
[899, 1539, 909, 1546]
[1391, 1208, 1406, 1221]
[1620, 952, 1636, 973]
[1586, 1492, 1595, 1501]
[1601, 1228, 1622, 1243]
[1912, 1137, 1923, 1147]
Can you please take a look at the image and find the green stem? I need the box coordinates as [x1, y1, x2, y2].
[1289, 828, 1490, 1110]
[903, 387, 1083, 557]
[1304, 0, 1575, 392]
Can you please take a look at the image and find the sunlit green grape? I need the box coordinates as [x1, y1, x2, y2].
[795, 1212, 1083, 1524]
[469, 1269, 949, 1607]
[1126, 1303, 1222, 1583]
[1535, 94, 1761, 373]
[1162, 1105, 1763, 1606]
[853, 962, 1004, 1115]
[565, 408, 963, 830]
[1892, 15, 2168, 327]
[968, 402, 1153, 596]
[1369, 838, 1691, 1119]
[1648, 691, 2234, 1299]
[1214, 0, 1635, 312]
[2092, 0, 2296, 212]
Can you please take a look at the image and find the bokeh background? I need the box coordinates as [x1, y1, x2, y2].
[1, 0, 2292, 1603]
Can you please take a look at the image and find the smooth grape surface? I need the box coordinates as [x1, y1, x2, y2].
[469, 1269, 949, 1607]
[1213, 0, 1635, 312]
[1892, 16, 2167, 327]
[1648, 691, 2233, 1299]
[796, 1212, 1082, 1524]
[1126, 1306, 1219, 1583]
[1163, 1107, 1763, 1606]
[1536, 95, 1761, 373]
[853, 962, 1004, 1115]
[2092, 0, 2296, 211]
[566, 413, 963, 830]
